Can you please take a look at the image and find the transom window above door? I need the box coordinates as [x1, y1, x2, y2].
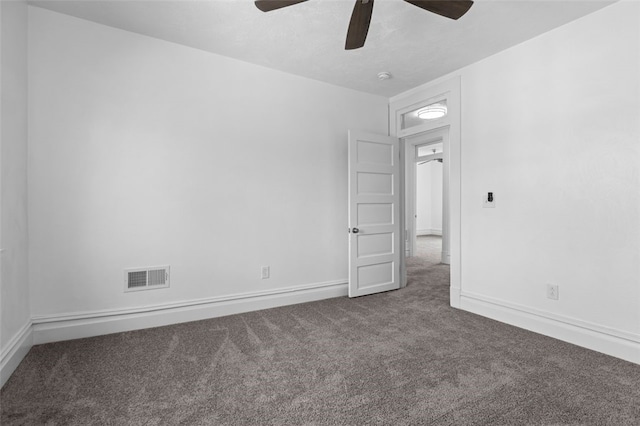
[401, 100, 448, 130]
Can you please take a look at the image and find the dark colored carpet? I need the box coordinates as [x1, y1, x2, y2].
[2, 236, 639, 425]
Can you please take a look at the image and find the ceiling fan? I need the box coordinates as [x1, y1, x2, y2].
[418, 148, 443, 165]
[254, 0, 474, 50]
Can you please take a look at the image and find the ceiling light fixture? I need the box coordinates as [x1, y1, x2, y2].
[417, 103, 447, 120]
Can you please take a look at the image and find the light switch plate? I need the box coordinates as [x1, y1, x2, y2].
[483, 193, 496, 208]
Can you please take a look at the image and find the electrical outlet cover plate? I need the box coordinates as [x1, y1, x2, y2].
[547, 284, 559, 300]
[261, 266, 270, 279]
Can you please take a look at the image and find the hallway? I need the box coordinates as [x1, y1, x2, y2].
[406, 235, 448, 291]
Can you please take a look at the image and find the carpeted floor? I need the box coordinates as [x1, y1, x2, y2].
[2, 236, 639, 425]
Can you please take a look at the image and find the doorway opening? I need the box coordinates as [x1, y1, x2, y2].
[415, 142, 443, 266]
[390, 76, 460, 305]
[403, 127, 450, 289]
[403, 127, 450, 263]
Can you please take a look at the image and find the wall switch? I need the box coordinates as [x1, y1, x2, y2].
[261, 266, 270, 279]
[483, 192, 496, 208]
[547, 284, 559, 300]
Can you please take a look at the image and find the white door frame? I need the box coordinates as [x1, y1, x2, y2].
[390, 76, 462, 308]
[405, 128, 450, 263]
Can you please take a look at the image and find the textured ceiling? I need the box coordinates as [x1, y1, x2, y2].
[29, 0, 616, 97]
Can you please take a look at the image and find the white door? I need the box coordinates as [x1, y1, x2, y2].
[348, 130, 401, 297]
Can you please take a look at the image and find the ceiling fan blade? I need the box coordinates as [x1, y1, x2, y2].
[404, 0, 473, 20]
[254, 0, 308, 13]
[345, 0, 374, 50]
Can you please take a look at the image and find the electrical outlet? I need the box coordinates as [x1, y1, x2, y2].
[261, 266, 270, 279]
[547, 284, 559, 300]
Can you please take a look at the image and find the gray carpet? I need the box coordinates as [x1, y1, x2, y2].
[2, 236, 639, 425]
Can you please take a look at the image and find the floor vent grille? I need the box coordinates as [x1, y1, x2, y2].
[125, 266, 170, 292]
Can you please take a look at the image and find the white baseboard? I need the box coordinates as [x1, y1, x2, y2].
[0, 321, 33, 389]
[449, 286, 461, 309]
[459, 291, 640, 365]
[416, 229, 442, 236]
[32, 280, 348, 345]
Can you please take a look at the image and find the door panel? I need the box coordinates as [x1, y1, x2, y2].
[357, 233, 393, 257]
[357, 203, 393, 226]
[357, 261, 394, 289]
[357, 172, 393, 195]
[348, 131, 401, 297]
[357, 140, 394, 165]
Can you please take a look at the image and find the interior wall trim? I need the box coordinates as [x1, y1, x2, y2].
[416, 229, 442, 236]
[0, 321, 33, 389]
[389, 75, 462, 303]
[459, 291, 640, 364]
[31, 280, 348, 345]
[450, 287, 461, 309]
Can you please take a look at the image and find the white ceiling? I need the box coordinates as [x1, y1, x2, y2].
[29, 0, 616, 97]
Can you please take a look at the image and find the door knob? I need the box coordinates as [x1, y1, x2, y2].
[351, 227, 359, 234]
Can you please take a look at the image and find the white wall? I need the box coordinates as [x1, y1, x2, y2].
[416, 161, 443, 234]
[392, 0, 639, 363]
[27, 7, 388, 319]
[416, 162, 432, 233]
[455, 1, 639, 349]
[1, 0, 31, 379]
[430, 162, 443, 232]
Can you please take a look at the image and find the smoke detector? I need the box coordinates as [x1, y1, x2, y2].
[377, 71, 392, 81]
